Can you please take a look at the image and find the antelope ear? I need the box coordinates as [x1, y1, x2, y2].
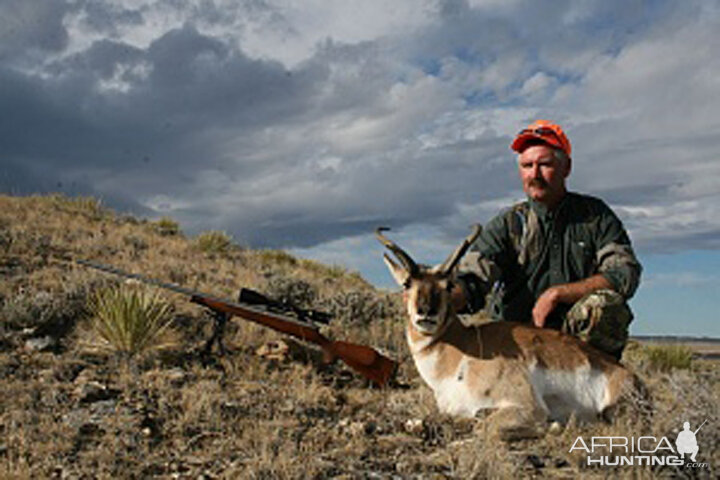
[383, 253, 410, 287]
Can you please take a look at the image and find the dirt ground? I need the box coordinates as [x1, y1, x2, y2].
[1, 195, 718, 479]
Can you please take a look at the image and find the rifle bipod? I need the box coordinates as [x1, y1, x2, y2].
[202, 308, 230, 356]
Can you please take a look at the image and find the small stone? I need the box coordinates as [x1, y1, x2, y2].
[76, 381, 114, 403]
[166, 368, 188, 387]
[184, 455, 204, 466]
[395, 460, 412, 474]
[255, 340, 290, 361]
[404, 418, 424, 435]
[25, 336, 54, 352]
[89, 399, 118, 418]
[548, 421, 563, 435]
[347, 421, 365, 436]
[63, 409, 91, 429]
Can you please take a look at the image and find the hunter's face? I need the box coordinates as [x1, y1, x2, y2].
[518, 144, 570, 208]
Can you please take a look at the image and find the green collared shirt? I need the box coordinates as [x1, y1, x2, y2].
[458, 192, 642, 328]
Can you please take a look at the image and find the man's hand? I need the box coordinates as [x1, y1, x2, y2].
[532, 287, 561, 328]
[532, 275, 615, 328]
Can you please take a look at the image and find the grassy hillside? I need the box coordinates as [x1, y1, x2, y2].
[0, 194, 717, 478]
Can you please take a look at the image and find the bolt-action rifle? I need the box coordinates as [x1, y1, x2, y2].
[76, 259, 397, 386]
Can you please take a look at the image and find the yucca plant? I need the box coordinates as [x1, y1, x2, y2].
[87, 285, 175, 356]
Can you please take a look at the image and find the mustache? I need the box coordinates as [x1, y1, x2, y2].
[528, 179, 548, 188]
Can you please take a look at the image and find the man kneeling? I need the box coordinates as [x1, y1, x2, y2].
[454, 120, 642, 360]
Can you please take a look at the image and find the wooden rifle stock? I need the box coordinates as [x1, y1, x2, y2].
[75, 259, 397, 386]
[191, 296, 397, 386]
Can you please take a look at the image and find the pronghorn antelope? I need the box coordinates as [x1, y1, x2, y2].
[377, 226, 644, 427]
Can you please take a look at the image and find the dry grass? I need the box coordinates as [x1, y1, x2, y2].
[0, 193, 718, 479]
[151, 217, 182, 237]
[640, 343, 694, 372]
[193, 230, 234, 255]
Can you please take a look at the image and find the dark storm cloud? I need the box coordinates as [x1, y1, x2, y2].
[1, 22, 327, 206]
[1, 0, 719, 255]
[0, 0, 70, 61]
[0, 157, 152, 215]
[73, 0, 143, 36]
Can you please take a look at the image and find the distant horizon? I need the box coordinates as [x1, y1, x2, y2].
[630, 335, 720, 342]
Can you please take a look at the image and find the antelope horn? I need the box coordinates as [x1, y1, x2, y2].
[440, 224, 483, 274]
[375, 227, 419, 275]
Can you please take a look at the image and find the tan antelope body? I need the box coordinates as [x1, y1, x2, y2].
[378, 226, 639, 425]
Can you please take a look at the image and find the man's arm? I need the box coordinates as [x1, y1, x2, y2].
[594, 199, 643, 299]
[534, 199, 642, 328]
[532, 274, 612, 328]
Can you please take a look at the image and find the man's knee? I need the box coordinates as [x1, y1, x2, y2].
[563, 289, 633, 358]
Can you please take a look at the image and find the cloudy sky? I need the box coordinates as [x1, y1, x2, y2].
[2, 0, 719, 336]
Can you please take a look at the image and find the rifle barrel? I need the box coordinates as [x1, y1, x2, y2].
[76, 259, 198, 296]
[76, 259, 319, 330]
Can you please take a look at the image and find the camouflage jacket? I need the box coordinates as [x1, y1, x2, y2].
[457, 192, 642, 328]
